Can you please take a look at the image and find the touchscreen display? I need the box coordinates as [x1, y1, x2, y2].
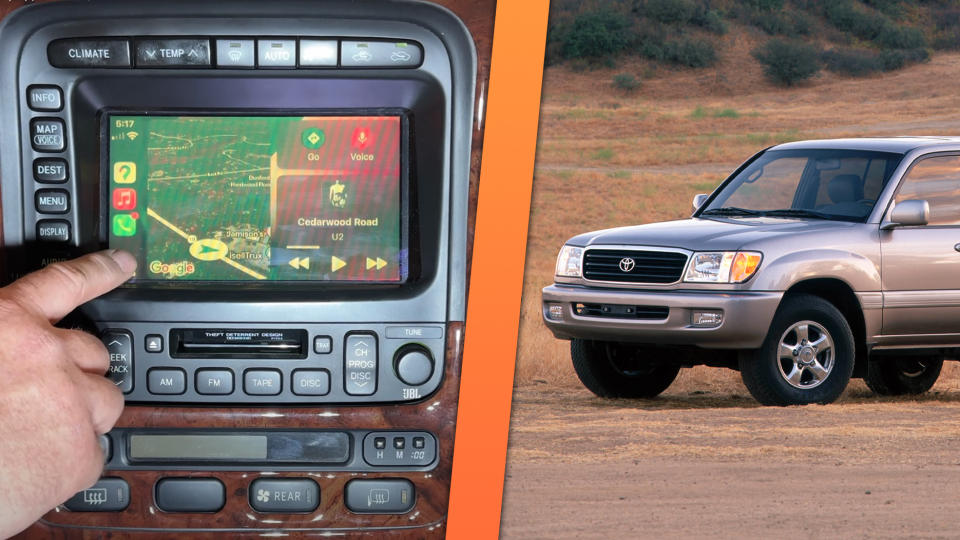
[107, 115, 403, 282]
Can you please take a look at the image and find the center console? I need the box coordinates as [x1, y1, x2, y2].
[0, 0, 492, 536]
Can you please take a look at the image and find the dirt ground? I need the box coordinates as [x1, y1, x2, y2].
[500, 370, 960, 539]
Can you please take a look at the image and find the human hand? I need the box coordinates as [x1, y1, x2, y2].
[0, 250, 135, 537]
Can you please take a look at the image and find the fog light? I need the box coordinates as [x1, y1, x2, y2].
[547, 304, 564, 320]
[691, 310, 723, 328]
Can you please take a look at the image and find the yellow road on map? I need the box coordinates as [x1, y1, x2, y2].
[146, 207, 267, 280]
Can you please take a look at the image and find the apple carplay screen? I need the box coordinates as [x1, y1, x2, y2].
[107, 114, 404, 283]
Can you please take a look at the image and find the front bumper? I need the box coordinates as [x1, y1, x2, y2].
[541, 284, 783, 349]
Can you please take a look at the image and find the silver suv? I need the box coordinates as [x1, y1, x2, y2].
[543, 137, 960, 405]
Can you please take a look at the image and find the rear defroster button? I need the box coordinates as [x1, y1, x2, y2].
[344, 334, 377, 395]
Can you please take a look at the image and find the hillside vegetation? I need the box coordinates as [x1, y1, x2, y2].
[547, 0, 960, 86]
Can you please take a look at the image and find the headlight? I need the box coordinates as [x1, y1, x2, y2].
[555, 245, 584, 277]
[684, 251, 762, 283]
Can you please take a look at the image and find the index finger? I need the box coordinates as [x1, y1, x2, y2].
[2, 250, 137, 322]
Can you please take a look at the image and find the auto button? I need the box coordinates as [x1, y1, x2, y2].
[344, 333, 377, 395]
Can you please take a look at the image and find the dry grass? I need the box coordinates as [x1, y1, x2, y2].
[516, 50, 960, 388]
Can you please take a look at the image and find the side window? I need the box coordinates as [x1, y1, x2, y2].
[895, 155, 960, 226]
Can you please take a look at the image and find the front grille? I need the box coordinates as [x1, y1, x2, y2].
[583, 249, 688, 284]
[573, 303, 669, 320]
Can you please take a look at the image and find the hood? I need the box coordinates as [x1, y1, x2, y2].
[566, 217, 860, 252]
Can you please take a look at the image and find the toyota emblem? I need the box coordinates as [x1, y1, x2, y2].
[619, 258, 636, 272]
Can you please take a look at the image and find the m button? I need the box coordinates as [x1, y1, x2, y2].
[102, 331, 133, 394]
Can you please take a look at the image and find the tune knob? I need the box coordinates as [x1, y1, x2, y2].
[394, 347, 434, 386]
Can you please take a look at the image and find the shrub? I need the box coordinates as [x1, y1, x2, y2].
[642, 0, 697, 25]
[932, 28, 960, 50]
[743, 0, 784, 11]
[612, 73, 641, 92]
[752, 39, 821, 85]
[691, 8, 728, 34]
[824, 1, 926, 50]
[662, 36, 717, 67]
[560, 9, 632, 59]
[878, 47, 929, 70]
[821, 48, 883, 76]
[749, 10, 812, 37]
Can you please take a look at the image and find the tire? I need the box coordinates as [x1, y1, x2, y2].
[739, 294, 856, 406]
[570, 339, 680, 398]
[864, 356, 943, 396]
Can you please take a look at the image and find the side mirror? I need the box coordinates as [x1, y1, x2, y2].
[882, 199, 930, 230]
[692, 194, 709, 213]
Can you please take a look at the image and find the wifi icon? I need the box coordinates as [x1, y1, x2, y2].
[126, 131, 139, 141]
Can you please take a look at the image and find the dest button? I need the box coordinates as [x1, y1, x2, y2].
[249, 478, 320, 513]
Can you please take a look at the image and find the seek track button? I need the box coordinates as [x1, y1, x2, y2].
[102, 330, 133, 394]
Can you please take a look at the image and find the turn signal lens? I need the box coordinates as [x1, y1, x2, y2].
[730, 252, 762, 283]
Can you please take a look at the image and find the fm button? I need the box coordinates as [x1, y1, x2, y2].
[102, 331, 133, 394]
[344, 334, 377, 395]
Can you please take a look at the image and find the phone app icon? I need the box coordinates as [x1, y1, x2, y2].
[112, 188, 137, 210]
[114, 162, 136, 184]
[112, 214, 137, 237]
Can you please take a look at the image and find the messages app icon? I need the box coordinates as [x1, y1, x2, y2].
[113, 214, 137, 237]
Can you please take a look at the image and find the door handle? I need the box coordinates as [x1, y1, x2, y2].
[955, 243, 960, 252]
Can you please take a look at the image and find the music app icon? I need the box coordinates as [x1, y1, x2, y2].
[112, 188, 137, 210]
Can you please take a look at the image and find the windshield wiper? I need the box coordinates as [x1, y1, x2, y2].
[763, 208, 837, 220]
[700, 207, 766, 217]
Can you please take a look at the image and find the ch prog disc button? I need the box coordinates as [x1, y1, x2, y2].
[344, 334, 377, 395]
[102, 331, 133, 393]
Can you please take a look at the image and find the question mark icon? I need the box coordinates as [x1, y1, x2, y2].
[115, 162, 136, 184]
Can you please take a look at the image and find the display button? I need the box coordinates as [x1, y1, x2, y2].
[34, 158, 68, 183]
[292, 369, 330, 396]
[155, 478, 225, 513]
[135, 39, 211, 67]
[299, 39, 337, 67]
[244, 369, 282, 395]
[341, 40, 422, 68]
[395, 348, 434, 386]
[344, 334, 377, 395]
[102, 330, 132, 393]
[64, 478, 129, 512]
[31, 118, 65, 152]
[145, 334, 163, 353]
[148, 368, 186, 395]
[196, 369, 234, 395]
[258, 39, 296, 68]
[344, 479, 415, 514]
[36, 220, 70, 242]
[35, 189, 69, 214]
[313, 335, 332, 354]
[249, 478, 320, 513]
[215, 39, 255, 68]
[48, 39, 131, 68]
[27, 86, 63, 112]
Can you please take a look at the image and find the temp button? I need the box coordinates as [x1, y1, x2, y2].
[344, 334, 377, 395]
[249, 478, 320, 513]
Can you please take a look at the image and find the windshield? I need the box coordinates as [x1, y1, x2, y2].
[700, 149, 905, 222]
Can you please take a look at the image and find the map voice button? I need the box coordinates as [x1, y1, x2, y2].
[102, 331, 133, 394]
[344, 334, 377, 396]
